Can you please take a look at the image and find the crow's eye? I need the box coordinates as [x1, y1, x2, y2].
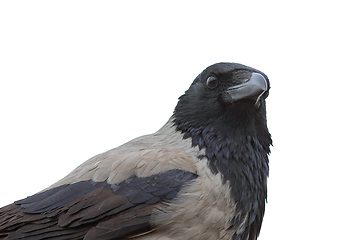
[206, 76, 218, 89]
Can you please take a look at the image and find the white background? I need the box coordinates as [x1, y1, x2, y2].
[1, 1, 359, 239]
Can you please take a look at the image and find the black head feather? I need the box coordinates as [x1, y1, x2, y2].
[173, 62, 272, 240]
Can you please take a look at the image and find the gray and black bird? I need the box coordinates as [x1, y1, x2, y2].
[0, 62, 272, 240]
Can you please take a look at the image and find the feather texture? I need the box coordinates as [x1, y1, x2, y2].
[0, 170, 197, 240]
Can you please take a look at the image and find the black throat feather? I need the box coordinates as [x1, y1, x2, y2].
[173, 99, 272, 240]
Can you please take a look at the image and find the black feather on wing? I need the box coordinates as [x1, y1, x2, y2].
[0, 169, 197, 240]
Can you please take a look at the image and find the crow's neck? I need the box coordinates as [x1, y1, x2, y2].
[173, 110, 271, 239]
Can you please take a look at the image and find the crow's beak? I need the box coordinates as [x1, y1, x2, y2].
[226, 72, 268, 105]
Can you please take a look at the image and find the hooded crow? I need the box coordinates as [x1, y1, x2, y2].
[0, 62, 272, 240]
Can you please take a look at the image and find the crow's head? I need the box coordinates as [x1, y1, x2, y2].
[174, 62, 270, 139]
[194, 62, 269, 106]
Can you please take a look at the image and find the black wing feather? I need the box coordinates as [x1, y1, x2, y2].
[0, 169, 197, 240]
